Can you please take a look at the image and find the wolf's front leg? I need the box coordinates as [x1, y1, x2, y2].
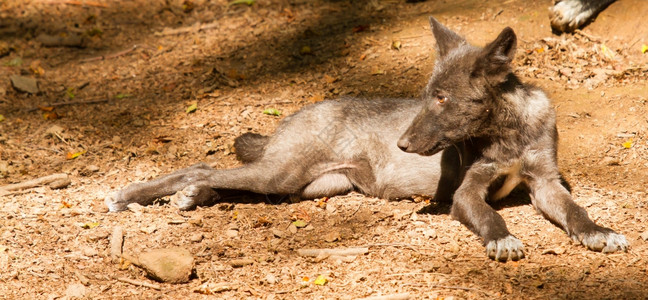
[527, 176, 628, 253]
[451, 163, 525, 262]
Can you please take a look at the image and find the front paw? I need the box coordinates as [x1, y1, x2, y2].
[573, 229, 629, 253]
[485, 235, 525, 262]
[104, 190, 129, 212]
[174, 184, 218, 211]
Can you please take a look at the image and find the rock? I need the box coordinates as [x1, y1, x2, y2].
[265, 273, 278, 284]
[324, 231, 340, 243]
[65, 283, 87, 299]
[229, 258, 254, 268]
[601, 156, 620, 166]
[80, 165, 100, 176]
[81, 246, 98, 257]
[138, 248, 195, 283]
[271, 229, 285, 238]
[189, 233, 203, 243]
[48, 177, 71, 189]
[225, 229, 238, 238]
[10, 75, 39, 94]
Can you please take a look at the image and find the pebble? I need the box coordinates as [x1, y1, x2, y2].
[225, 229, 238, 238]
[189, 233, 204, 243]
[10, 75, 39, 94]
[81, 246, 98, 257]
[265, 273, 278, 284]
[138, 247, 195, 283]
[65, 283, 87, 299]
[229, 258, 254, 268]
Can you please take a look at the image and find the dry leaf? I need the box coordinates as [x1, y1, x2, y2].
[313, 275, 327, 286]
[66, 150, 87, 160]
[323, 74, 338, 84]
[622, 139, 633, 149]
[391, 40, 401, 50]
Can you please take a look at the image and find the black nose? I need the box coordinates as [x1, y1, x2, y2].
[397, 138, 410, 152]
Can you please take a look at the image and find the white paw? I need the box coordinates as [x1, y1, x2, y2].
[549, 0, 594, 32]
[580, 231, 629, 253]
[104, 191, 128, 212]
[486, 235, 525, 262]
[174, 185, 217, 211]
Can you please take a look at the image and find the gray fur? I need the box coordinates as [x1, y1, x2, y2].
[106, 17, 628, 261]
[397, 17, 627, 261]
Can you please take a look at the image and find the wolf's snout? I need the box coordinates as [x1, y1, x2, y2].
[397, 137, 412, 152]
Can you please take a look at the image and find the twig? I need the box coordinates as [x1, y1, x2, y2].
[28, 98, 109, 112]
[357, 293, 411, 300]
[297, 247, 369, 257]
[80, 45, 139, 62]
[0, 173, 69, 193]
[48, 0, 109, 8]
[574, 29, 602, 43]
[114, 276, 162, 290]
[110, 226, 124, 263]
[154, 21, 220, 36]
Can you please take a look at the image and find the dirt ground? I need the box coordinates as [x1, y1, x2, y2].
[1, 0, 647, 299]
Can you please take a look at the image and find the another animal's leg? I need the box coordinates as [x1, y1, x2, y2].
[451, 162, 525, 262]
[105, 163, 215, 211]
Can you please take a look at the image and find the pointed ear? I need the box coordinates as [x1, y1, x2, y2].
[429, 16, 466, 57]
[472, 27, 517, 83]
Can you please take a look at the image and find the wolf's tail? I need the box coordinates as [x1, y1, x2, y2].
[234, 132, 270, 163]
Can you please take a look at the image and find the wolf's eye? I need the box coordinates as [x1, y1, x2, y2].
[436, 95, 447, 104]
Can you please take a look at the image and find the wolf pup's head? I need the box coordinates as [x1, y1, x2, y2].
[398, 17, 517, 155]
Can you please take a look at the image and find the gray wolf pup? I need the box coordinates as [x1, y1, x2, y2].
[106, 17, 628, 261]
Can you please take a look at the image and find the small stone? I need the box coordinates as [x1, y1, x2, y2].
[423, 228, 437, 239]
[46, 125, 64, 138]
[10, 75, 39, 94]
[288, 223, 298, 234]
[601, 156, 620, 166]
[225, 229, 238, 238]
[324, 231, 340, 243]
[48, 177, 71, 189]
[640, 231, 648, 241]
[265, 273, 278, 284]
[81, 246, 98, 257]
[189, 233, 203, 243]
[229, 258, 254, 268]
[271, 229, 285, 238]
[138, 248, 195, 284]
[65, 283, 87, 299]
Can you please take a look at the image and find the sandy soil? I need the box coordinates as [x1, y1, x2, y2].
[1, 0, 647, 299]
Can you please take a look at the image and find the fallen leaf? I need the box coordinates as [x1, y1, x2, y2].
[316, 197, 328, 209]
[82, 222, 100, 229]
[391, 40, 401, 50]
[300, 45, 312, 55]
[228, 0, 255, 6]
[66, 150, 87, 160]
[352, 24, 369, 33]
[302, 276, 310, 282]
[186, 103, 198, 113]
[292, 219, 308, 228]
[66, 87, 75, 99]
[43, 112, 61, 120]
[622, 139, 633, 149]
[263, 108, 281, 116]
[371, 67, 384, 75]
[115, 93, 131, 99]
[60, 201, 73, 208]
[38, 106, 54, 112]
[641, 44, 648, 54]
[601, 44, 615, 59]
[535, 47, 544, 53]
[253, 216, 272, 228]
[323, 74, 338, 84]
[30, 60, 45, 76]
[313, 275, 327, 286]
[0, 114, 4, 122]
[309, 94, 325, 102]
